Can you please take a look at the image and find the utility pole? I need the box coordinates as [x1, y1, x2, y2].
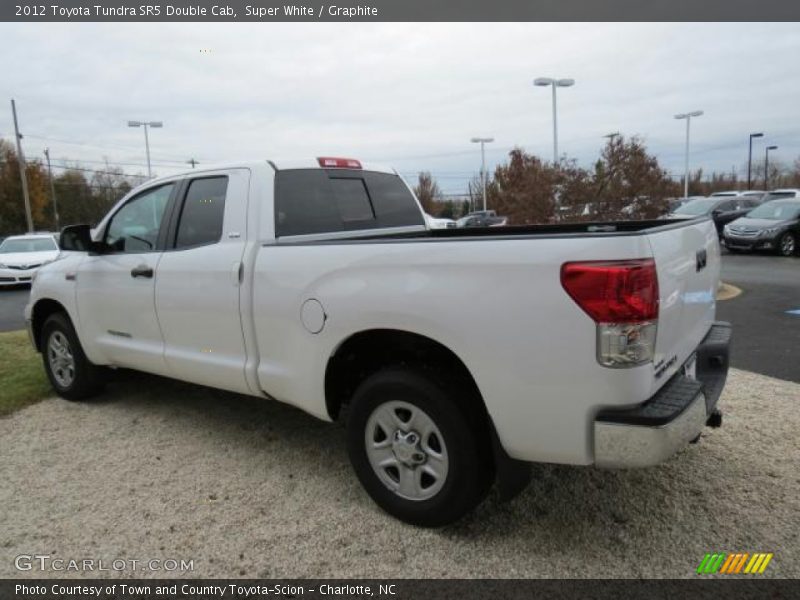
[11, 99, 33, 232]
[747, 132, 763, 190]
[43, 148, 60, 231]
[470, 137, 494, 212]
[187, 158, 198, 168]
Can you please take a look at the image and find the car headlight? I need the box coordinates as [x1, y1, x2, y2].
[761, 227, 780, 236]
[723, 224, 731, 234]
[0, 263, 6, 269]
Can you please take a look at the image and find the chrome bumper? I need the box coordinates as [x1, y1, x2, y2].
[593, 321, 731, 469]
[595, 391, 707, 468]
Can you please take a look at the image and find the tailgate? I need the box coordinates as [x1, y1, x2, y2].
[646, 218, 719, 390]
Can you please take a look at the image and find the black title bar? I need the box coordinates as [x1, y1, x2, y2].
[4, 0, 800, 22]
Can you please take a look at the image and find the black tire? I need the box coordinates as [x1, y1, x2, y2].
[41, 312, 105, 400]
[777, 232, 796, 257]
[347, 366, 493, 527]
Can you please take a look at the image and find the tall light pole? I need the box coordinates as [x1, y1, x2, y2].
[127, 120, 163, 178]
[533, 77, 575, 166]
[43, 148, 59, 231]
[674, 110, 704, 198]
[747, 132, 763, 190]
[470, 137, 494, 212]
[765, 145, 778, 190]
[11, 99, 33, 232]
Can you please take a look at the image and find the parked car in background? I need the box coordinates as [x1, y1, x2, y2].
[723, 199, 800, 256]
[666, 197, 760, 236]
[760, 189, 800, 201]
[425, 214, 457, 229]
[666, 196, 704, 214]
[456, 214, 508, 228]
[0, 233, 60, 286]
[710, 190, 766, 199]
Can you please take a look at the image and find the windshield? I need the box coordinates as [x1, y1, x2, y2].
[0, 237, 57, 253]
[674, 198, 717, 215]
[746, 202, 800, 221]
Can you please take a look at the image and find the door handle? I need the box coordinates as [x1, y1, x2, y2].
[131, 265, 154, 279]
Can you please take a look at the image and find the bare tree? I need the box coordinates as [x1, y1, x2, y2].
[413, 172, 443, 215]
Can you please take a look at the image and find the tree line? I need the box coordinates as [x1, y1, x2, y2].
[3, 136, 800, 237]
[415, 136, 800, 224]
[0, 140, 137, 236]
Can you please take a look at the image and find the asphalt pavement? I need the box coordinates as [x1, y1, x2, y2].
[1, 251, 797, 381]
[717, 249, 799, 383]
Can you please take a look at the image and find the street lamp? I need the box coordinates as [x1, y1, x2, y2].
[470, 137, 494, 212]
[674, 110, 704, 198]
[534, 77, 574, 165]
[747, 132, 764, 190]
[127, 120, 163, 178]
[765, 145, 778, 190]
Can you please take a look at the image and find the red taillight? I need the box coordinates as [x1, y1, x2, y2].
[317, 157, 362, 169]
[560, 259, 659, 323]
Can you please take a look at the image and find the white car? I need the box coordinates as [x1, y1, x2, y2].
[0, 233, 60, 286]
[424, 214, 456, 229]
[25, 157, 730, 526]
[710, 190, 766, 198]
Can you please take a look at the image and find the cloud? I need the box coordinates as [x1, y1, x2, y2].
[1, 22, 798, 192]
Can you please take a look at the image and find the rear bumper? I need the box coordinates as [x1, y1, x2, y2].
[594, 321, 731, 468]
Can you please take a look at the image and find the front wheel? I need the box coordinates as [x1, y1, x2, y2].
[41, 312, 105, 400]
[347, 367, 493, 527]
[778, 232, 796, 257]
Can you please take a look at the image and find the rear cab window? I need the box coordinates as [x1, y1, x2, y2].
[174, 176, 229, 249]
[274, 169, 424, 237]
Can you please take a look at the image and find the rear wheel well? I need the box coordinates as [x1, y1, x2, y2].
[31, 299, 69, 352]
[324, 329, 487, 427]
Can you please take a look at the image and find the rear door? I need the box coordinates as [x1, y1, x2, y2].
[646, 218, 719, 389]
[154, 169, 251, 394]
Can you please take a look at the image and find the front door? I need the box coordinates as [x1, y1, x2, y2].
[75, 182, 176, 375]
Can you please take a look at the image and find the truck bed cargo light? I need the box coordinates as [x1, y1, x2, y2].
[317, 157, 362, 169]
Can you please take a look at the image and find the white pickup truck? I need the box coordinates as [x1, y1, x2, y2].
[25, 157, 731, 526]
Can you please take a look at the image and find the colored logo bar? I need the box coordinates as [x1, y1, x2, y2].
[697, 552, 773, 574]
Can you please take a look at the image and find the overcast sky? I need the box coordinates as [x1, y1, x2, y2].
[1, 22, 799, 194]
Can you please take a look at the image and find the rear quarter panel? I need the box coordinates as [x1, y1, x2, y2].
[253, 233, 668, 465]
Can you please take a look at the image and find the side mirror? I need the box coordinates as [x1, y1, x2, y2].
[60, 224, 105, 253]
[711, 209, 722, 217]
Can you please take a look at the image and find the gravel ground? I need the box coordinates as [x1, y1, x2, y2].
[1, 368, 798, 579]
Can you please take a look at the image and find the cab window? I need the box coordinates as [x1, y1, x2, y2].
[174, 177, 229, 249]
[105, 184, 174, 253]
